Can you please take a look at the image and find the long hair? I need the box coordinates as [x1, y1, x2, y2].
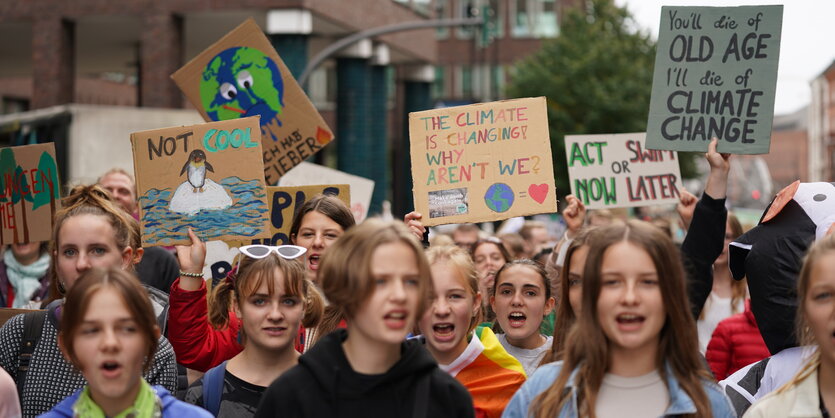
[208, 253, 323, 344]
[539, 227, 597, 366]
[699, 212, 747, 320]
[532, 220, 713, 418]
[314, 219, 433, 344]
[48, 184, 137, 302]
[59, 267, 158, 373]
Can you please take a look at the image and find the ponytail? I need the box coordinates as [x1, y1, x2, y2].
[208, 277, 236, 330]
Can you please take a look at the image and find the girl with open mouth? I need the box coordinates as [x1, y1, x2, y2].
[418, 245, 526, 418]
[43, 268, 209, 417]
[0, 185, 178, 417]
[181, 229, 324, 417]
[256, 220, 474, 417]
[504, 220, 734, 418]
[490, 260, 555, 377]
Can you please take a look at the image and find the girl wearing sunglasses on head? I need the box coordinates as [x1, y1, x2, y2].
[42, 267, 210, 418]
[167, 195, 355, 372]
[256, 220, 474, 418]
[183, 240, 323, 417]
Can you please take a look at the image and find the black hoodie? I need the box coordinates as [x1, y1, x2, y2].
[255, 329, 474, 418]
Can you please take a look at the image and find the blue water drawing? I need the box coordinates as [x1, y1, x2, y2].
[139, 176, 268, 245]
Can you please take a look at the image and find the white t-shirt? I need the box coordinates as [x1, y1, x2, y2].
[697, 292, 745, 354]
[496, 333, 552, 377]
[596, 370, 669, 418]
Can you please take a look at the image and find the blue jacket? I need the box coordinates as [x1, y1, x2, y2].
[502, 361, 736, 418]
[38, 385, 212, 418]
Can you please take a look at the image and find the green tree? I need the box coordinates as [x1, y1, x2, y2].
[13, 165, 34, 244]
[507, 0, 696, 198]
[32, 151, 60, 228]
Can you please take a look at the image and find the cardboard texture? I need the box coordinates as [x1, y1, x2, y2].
[228, 184, 350, 247]
[171, 18, 334, 185]
[565, 133, 682, 209]
[410, 97, 557, 226]
[0, 143, 61, 244]
[646, 5, 783, 155]
[130, 116, 271, 246]
[0, 308, 42, 326]
[278, 162, 373, 222]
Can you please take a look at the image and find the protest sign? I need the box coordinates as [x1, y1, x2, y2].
[565, 133, 681, 209]
[130, 116, 271, 246]
[410, 97, 557, 226]
[231, 184, 350, 246]
[171, 18, 334, 185]
[278, 162, 373, 222]
[0, 143, 61, 244]
[646, 5, 783, 154]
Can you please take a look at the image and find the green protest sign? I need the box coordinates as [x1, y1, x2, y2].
[646, 5, 783, 154]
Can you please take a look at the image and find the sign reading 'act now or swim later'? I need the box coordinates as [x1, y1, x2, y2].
[409, 97, 557, 226]
[566, 133, 682, 209]
[646, 5, 783, 154]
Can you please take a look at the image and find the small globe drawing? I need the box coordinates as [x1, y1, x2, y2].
[484, 183, 514, 213]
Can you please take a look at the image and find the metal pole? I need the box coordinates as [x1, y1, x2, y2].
[298, 17, 484, 87]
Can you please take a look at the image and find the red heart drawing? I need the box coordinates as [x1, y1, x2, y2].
[528, 184, 549, 204]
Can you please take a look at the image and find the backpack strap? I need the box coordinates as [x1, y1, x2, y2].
[201, 360, 227, 416]
[18, 310, 46, 399]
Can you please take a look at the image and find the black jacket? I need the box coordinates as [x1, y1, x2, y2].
[255, 329, 474, 418]
[681, 192, 728, 319]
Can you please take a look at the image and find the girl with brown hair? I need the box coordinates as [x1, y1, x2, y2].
[0, 185, 178, 417]
[181, 229, 324, 417]
[503, 220, 734, 418]
[42, 267, 209, 417]
[168, 194, 354, 372]
[256, 220, 474, 417]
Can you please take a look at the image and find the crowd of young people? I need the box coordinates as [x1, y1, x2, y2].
[0, 136, 829, 417]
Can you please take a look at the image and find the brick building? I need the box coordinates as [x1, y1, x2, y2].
[810, 60, 835, 182]
[0, 0, 574, 217]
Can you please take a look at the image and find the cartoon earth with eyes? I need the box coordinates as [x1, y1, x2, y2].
[200, 47, 284, 127]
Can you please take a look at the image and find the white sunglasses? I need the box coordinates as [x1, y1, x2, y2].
[239, 245, 307, 260]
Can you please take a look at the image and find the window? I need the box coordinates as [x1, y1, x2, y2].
[436, 0, 450, 39]
[308, 64, 336, 110]
[457, 0, 475, 39]
[512, 0, 558, 38]
[459, 65, 473, 97]
[433, 66, 447, 99]
[491, 65, 505, 99]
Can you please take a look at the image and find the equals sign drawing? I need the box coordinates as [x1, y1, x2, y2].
[518, 191, 527, 198]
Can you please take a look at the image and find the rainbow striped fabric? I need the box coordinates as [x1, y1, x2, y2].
[439, 326, 527, 418]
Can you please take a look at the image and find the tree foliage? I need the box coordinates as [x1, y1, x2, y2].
[507, 0, 696, 197]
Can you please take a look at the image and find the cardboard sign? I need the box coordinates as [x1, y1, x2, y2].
[278, 162, 373, 222]
[646, 5, 783, 154]
[409, 97, 557, 226]
[0, 143, 61, 244]
[130, 117, 271, 246]
[230, 184, 350, 246]
[565, 133, 682, 209]
[171, 18, 334, 185]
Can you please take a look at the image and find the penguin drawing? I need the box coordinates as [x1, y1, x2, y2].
[180, 150, 215, 193]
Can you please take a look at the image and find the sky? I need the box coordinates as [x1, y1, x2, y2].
[614, 0, 835, 115]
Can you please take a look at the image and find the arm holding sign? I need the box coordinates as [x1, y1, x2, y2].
[551, 195, 586, 268]
[404, 211, 429, 247]
[168, 229, 242, 371]
[681, 138, 731, 319]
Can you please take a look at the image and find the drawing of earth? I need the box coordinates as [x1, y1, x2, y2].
[200, 46, 284, 127]
[484, 183, 514, 213]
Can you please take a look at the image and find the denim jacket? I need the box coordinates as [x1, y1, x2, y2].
[502, 361, 736, 418]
